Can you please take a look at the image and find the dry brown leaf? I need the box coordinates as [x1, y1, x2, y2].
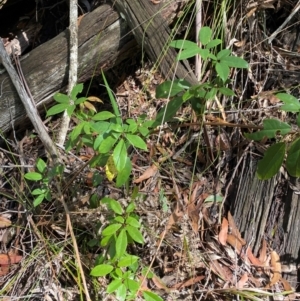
[171, 275, 205, 289]
[246, 248, 264, 266]
[234, 39, 246, 47]
[258, 239, 268, 264]
[77, 14, 85, 26]
[157, 201, 184, 246]
[281, 277, 293, 291]
[210, 260, 233, 282]
[152, 274, 171, 293]
[246, 7, 257, 17]
[83, 101, 97, 113]
[227, 212, 246, 245]
[219, 217, 228, 246]
[0, 253, 22, 265]
[226, 234, 243, 253]
[0, 216, 11, 228]
[186, 186, 201, 233]
[281, 277, 295, 300]
[133, 164, 158, 183]
[87, 96, 103, 103]
[237, 273, 248, 288]
[266, 251, 281, 288]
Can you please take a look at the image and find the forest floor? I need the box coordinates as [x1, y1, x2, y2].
[0, 0, 300, 300]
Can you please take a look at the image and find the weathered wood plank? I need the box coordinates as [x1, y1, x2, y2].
[0, 4, 135, 133]
[113, 0, 198, 85]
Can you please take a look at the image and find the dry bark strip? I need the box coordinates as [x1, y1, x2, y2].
[230, 155, 300, 286]
[0, 1, 189, 133]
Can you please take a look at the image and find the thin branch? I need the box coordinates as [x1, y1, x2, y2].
[0, 40, 59, 163]
[57, 0, 78, 146]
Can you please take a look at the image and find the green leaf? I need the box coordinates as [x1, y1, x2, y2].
[102, 71, 122, 124]
[206, 39, 222, 49]
[286, 138, 300, 177]
[66, 105, 76, 117]
[114, 216, 125, 223]
[126, 202, 136, 213]
[33, 194, 45, 207]
[198, 26, 212, 45]
[126, 119, 138, 133]
[46, 103, 69, 116]
[118, 255, 139, 267]
[216, 49, 231, 59]
[99, 135, 117, 153]
[74, 96, 88, 105]
[216, 62, 230, 82]
[155, 80, 189, 98]
[90, 264, 114, 277]
[198, 48, 210, 60]
[107, 279, 122, 293]
[143, 291, 164, 301]
[155, 96, 184, 124]
[124, 278, 139, 293]
[218, 87, 235, 96]
[116, 229, 128, 257]
[70, 83, 83, 100]
[110, 123, 124, 133]
[113, 139, 127, 172]
[220, 56, 248, 68]
[138, 126, 149, 137]
[177, 47, 201, 60]
[205, 87, 217, 100]
[245, 119, 291, 140]
[125, 134, 147, 150]
[125, 225, 144, 244]
[53, 93, 70, 104]
[276, 93, 300, 112]
[31, 188, 47, 195]
[100, 235, 112, 247]
[257, 142, 285, 180]
[126, 216, 140, 228]
[92, 121, 110, 133]
[169, 39, 198, 49]
[116, 284, 127, 301]
[92, 111, 116, 121]
[108, 198, 123, 215]
[24, 172, 42, 181]
[101, 196, 120, 207]
[102, 223, 122, 236]
[116, 157, 132, 187]
[36, 158, 47, 173]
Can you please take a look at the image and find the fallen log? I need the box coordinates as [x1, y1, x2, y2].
[113, 0, 198, 85]
[0, 4, 133, 133]
[0, 1, 192, 134]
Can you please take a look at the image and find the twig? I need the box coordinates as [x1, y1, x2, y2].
[195, 0, 202, 81]
[55, 1, 91, 300]
[0, 40, 60, 163]
[57, 0, 78, 146]
[268, 0, 300, 43]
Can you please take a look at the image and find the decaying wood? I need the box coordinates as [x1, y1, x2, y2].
[0, 1, 188, 134]
[230, 155, 300, 285]
[0, 4, 132, 133]
[113, 0, 198, 85]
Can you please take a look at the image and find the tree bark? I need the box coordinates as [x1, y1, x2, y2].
[230, 155, 299, 287]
